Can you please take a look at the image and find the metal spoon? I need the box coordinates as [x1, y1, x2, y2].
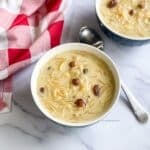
[79, 26, 104, 51]
[79, 26, 149, 123]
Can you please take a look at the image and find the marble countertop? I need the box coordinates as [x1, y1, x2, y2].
[0, 0, 150, 150]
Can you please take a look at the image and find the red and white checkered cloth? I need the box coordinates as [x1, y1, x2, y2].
[0, 0, 67, 113]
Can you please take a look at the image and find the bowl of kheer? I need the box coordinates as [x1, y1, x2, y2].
[31, 43, 120, 127]
[96, 0, 150, 41]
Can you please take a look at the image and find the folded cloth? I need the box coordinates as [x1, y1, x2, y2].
[0, 0, 66, 113]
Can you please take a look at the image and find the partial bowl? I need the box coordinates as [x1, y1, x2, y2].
[96, 0, 150, 45]
[31, 43, 121, 127]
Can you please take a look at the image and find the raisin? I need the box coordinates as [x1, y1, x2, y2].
[72, 78, 80, 86]
[93, 85, 100, 96]
[75, 99, 86, 107]
[39, 87, 44, 93]
[107, 0, 118, 8]
[137, 2, 145, 9]
[69, 61, 75, 68]
[129, 9, 134, 16]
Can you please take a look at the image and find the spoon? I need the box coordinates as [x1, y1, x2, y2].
[79, 26, 104, 51]
[79, 26, 149, 123]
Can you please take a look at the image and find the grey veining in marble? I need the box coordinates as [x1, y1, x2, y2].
[0, 0, 150, 150]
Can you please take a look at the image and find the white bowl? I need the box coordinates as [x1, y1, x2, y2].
[31, 43, 121, 127]
[96, 0, 150, 41]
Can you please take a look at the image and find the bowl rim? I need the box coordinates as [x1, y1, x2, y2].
[96, 0, 150, 41]
[31, 43, 121, 127]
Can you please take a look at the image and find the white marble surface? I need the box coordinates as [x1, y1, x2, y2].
[0, 0, 150, 150]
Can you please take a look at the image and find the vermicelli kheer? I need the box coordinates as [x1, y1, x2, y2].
[37, 51, 115, 123]
[100, 0, 150, 37]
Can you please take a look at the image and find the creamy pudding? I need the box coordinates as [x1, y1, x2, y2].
[100, 0, 150, 38]
[37, 51, 115, 123]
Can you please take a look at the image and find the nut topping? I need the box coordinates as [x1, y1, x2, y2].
[107, 0, 118, 8]
[93, 84, 100, 96]
[72, 78, 80, 86]
[47, 66, 51, 70]
[69, 61, 75, 68]
[83, 68, 88, 74]
[75, 99, 86, 107]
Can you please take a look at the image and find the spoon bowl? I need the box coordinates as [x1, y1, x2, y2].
[79, 26, 104, 51]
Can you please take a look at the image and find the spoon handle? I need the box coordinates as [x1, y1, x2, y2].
[121, 80, 149, 123]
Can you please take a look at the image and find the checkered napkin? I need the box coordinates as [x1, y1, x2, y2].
[0, 0, 66, 113]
